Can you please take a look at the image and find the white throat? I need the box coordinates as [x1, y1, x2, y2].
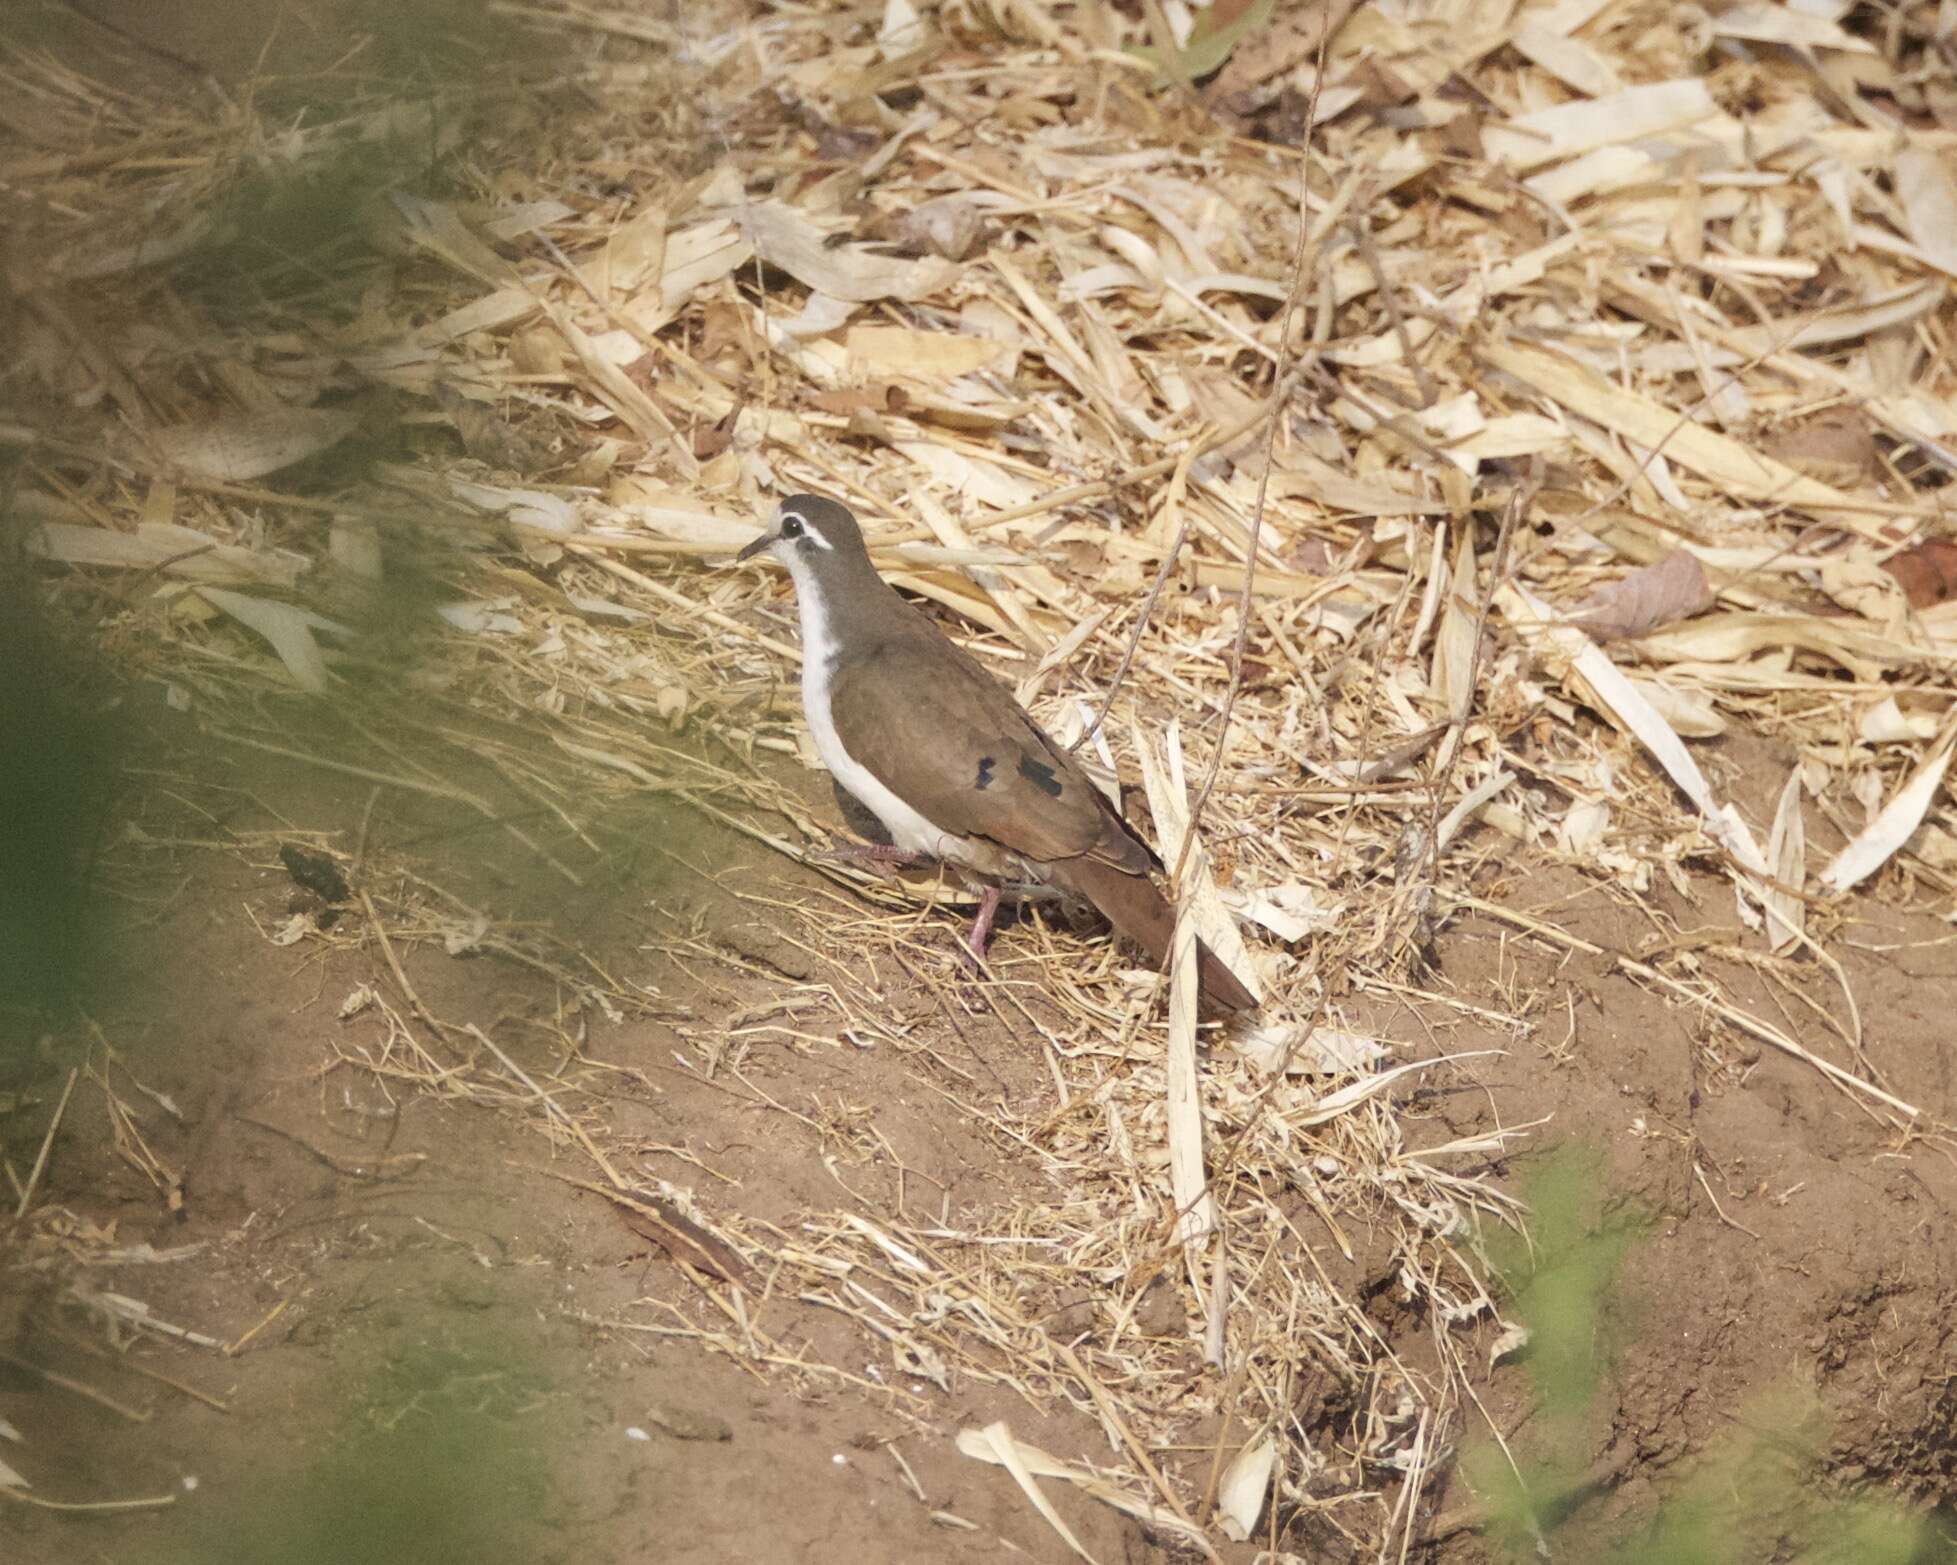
[785, 565, 968, 863]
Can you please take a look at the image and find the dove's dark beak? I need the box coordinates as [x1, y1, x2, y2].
[735, 530, 775, 563]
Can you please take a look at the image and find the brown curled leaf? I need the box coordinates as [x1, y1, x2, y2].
[1881, 540, 1957, 609]
[602, 1184, 749, 1286]
[1568, 549, 1712, 640]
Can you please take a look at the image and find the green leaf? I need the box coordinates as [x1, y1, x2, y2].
[1130, 0, 1280, 83]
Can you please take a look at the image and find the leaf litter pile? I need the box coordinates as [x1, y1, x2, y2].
[6, 0, 1957, 1552]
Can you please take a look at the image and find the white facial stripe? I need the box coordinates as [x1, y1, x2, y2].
[800, 515, 834, 550]
[773, 502, 830, 550]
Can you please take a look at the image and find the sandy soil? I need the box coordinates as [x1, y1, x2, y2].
[4, 685, 1956, 1565]
[5, 698, 1186, 1564]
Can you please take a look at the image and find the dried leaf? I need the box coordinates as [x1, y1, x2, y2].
[1216, 1433, 1276, 1541]
[1881, 540, 1957, 609]
[1499, 583, 1774, 923]
[1760, 414, 1877, 488]
[26, 520, 302, 586]
[1720, 280, 1944, 358]
[1293, 1053, 1494, 1128]
[846, 324, 1013, 380]
[878, 0, 927, 57]
[390, 193, 520, 286]
[1164, 903, 1207, 1243]
[447, 475, 579, 534]
[1860, 696, 1941, 744]
[1625, 676, 1726, 738]
[416, 285, 538, 345]
[734, 202, 958, 303]
[1136, 722, 1261, 1001]
[1133, 0, 1277, 80]
[602, 1186, 749, 1286]
[1490, 1322, 1531, 1367]
[437, 600, 523, 634]
[591, 203, 668, 299]
[543, 302, 698, 477]
[1432, 524, 1480, 714]
[644, 219, 752, 327]
[1818, 557, 1906, 623]
[953, 1424, 1210, 1551]
[1895, 148, 1957, 280]
[1712, 2, 1877, 52]
[1821, 737, 1957, 894]
[151, 409, 360, 483]
[1561, 799, 1610, 854]
[1137, 735, 1218, 1249]
[193, 588, 348, 692]
[1631, 612, 1908, 683]
[605, 484, 756, 551]
[1482, 79, 1718, 171]
[1765, 769, 1806, 955]
[1482, 341, 1884, 541]
[957, 1423, 1102, 1565]
[1221, 881, 1335, 942]
[1569, 549, 1712, 640]
[1229, 1022, 1387, 1075]
[1205, 0, 1363, 100]
[1511, 20, 1625, 97]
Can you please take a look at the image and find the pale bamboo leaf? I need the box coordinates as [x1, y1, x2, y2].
[956, 1423, 1101, 1565]
[1766, 769, 1806, 955]
[734, 202, 958, 303]
[953, 1424, 1211, 1550]
[1229, 1022, 1388, 1075]
[1821, 738, 1957, 894]
[194, 588, 349, 692]
[1216, 1433, 1276, 1541]
[1896, 148, 1957, 280]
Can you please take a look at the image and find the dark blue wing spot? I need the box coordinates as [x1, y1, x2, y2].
[974, 756, 996, 791]
[1018, 755, 1063, 798]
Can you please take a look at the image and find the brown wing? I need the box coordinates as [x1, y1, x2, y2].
[828, 626, 1150, 873]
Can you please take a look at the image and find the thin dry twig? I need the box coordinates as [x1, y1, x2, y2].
[12, 1067, 79, 1222]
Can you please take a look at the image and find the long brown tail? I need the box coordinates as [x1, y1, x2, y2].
[1053, 855, 1257, 1015]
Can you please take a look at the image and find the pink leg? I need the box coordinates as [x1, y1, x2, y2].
[964, 885, 1003, 966]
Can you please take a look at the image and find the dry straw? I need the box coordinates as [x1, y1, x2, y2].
[6, 0, 1955, 1547]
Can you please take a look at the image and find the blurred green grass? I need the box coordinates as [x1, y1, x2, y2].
[0, 549, 127, 1056]
[173, 1319, 555, 1565]
[1468, 1145, 1939, 1563]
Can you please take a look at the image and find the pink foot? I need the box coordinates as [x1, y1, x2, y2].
[963, 885, 1003, 968]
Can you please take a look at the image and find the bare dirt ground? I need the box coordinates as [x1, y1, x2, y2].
[7, 697, 1184, 1565]
[6, 664, 1957, 1565]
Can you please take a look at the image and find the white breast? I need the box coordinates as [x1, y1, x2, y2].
[797, 587, 975, 864]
